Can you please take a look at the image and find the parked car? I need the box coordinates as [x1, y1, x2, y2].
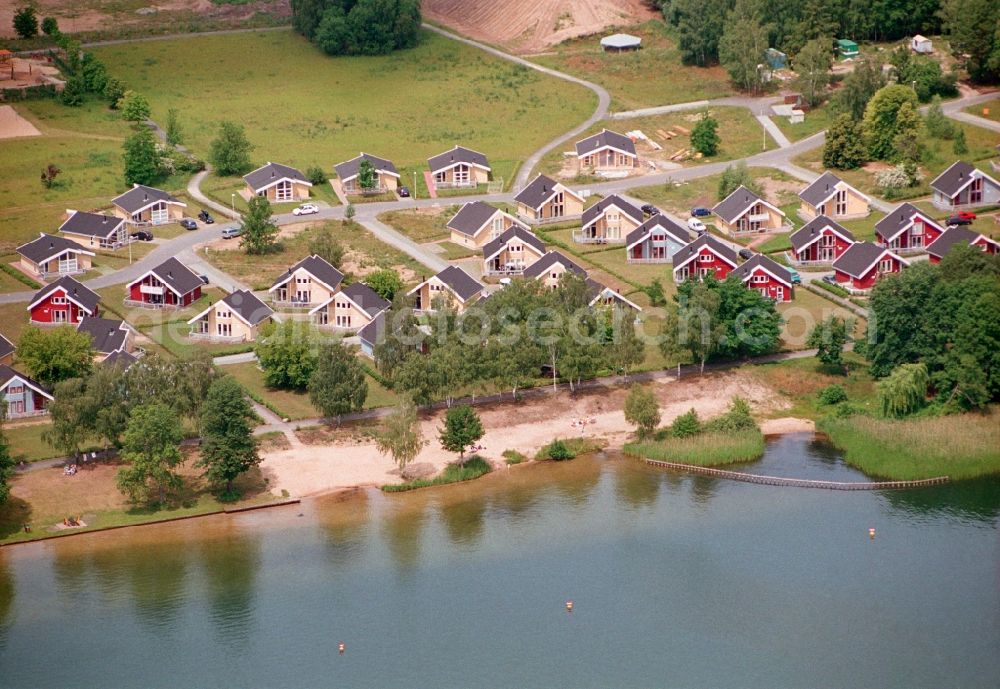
[946, 214, 973, 226]
[292, 203, 319, 216]
[397, 186, 411, 198]
[129, 230, 153, 242]
[198, 210, 214, 224]
[955, 210, 977, 221]
[687, 217, 706, 233]
[786, 267, 802, 285]
[738, 248, 754, 260]
[221, 226, 243, 240]
[822, 274, 838, 286]
[691, 207, 711, 217]
[180, 218, 198, 230]
[641, 203, 659, 216]
[198, 274, 210, 285]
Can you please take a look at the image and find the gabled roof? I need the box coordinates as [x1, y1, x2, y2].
[575, 129, 637, 158]
[111, 184, 185, 215]
[585, 278, 642, 311]
[0, 364, 52, 400]
[310, 282, 390, 318]
[58, 210, 126, 240]
[625, 214, 692, 250]
[798, 172, 869, 209]
[334, 153, 400, 182]
[358, 310, 385, 347]
[269, 255, 344, 293]
[17, 233, 95, 265]
[790, 215, 855, 252]
[581, 194, 643, 227]
[408, 266, 483, 303]
[188, 290, 275, 328]
[0, 334, 14, 361]
[28, 276, 100, 315]
[514, 175, 584, 210]
[102, 349, 138, 371]
[243, 162, 312, 193]
[482, 226, 547, 261]
[427, 146, 490, 174]
[874, 203, 944, 242]
[925, 226, 1000, 259]
[77, 316, 131, 354]
[522, 250, 587, 279]
[672, 235, 740, 271]
[712, 186, 784, 224]
[129, 257, 204, 297]
[730, 254, 794, 288]
[447, 201, 519, 238]
[833, 241, 909, 278]
[930, 161, 1000, 198]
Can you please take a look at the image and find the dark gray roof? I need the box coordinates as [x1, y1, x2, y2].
[77, 316, 129, 354]
[430, 266, 483, 302]
[581, 194, 643, 227]
[447, 201, 510, 237]
[712, 185, 768, 223]
[427, 146, 490, 173]
[929, 161, 995, 197]
[17, 233, 93, 264]
[334, 153, 399, 182]
[514, 175, 578, 210]
[112, 184, 184, 214]
[271, 255, 344, 292]
[358, 310, 385, 347]
[0, 364, 51, 398]
[523, 250, 587, 279]
[672, 234, 739, 269]
[30, 276, 100, 314]
[243, 162, 310, 192]
[222, 290, 274, 326]
[798, 172, 847, 208]
[873, 203, 942, 242]
[140, 257, 204, 297]
[790, 215, 855, 252]
[59, 211, 125, 239]
[482, 226, 546, 260]
[731, 254, 793, 286]
[575, 129, 637, 158]
[0, 334, 14, 361]
[625, 214, 691, 248]
[341, 282, 390, 318]
[925, 226, 982, 259]
[832, 242, 895, 278]
[102, 349, 138, 371]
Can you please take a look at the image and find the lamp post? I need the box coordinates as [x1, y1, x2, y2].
[413, 170, 418, 201]
[231, 193, 235, 218]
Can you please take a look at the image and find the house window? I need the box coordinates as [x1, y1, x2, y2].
[970, 178, 983, 205]
[510, 244, 522, 253]
[698, 253, 714, 263]
[217, 310, 230, 319]
[8, 385, 23, 395]
[316, 311, 328, 326]
[150, 202, 168, 225]
[8, 400, 24, 416]
[51, 295, 67, 305]
[678, 266, 691, 280]
[491, 217, 504, 237]
[699, 267, 713, 277]
[821, 234, 836, 247]
[58, 256, 78, 274]
[878, 258, 894, 273]
[52, 310, 68, 323]
[275, 180, 293, 202]
[551, 192, 564, 218]
[835, 190, 848, 216]
[454, 165, 470, 185]
[336, 315, 352, 328]
[752, 274, 767, 283]
[650, 246, 665, 260]
[217, 322, 232, 337]
[775, 287, 785, 300]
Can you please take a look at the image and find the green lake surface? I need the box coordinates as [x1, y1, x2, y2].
[1, 433, 998, 688]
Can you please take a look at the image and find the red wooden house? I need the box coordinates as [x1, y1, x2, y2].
[874, 203, 945, 252]
[789, 215, 855, 265]
[672, 235, 739, 283]
[126, 257, 203, 308]
[925, 226, 1000, 264]
[730, 254, 795, 302]
[832, 242, 908, 291]
[27, 276, 100, 325]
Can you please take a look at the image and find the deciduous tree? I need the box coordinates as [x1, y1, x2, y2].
[832, 58, 886, 120]
[822, 114, 867, 169]
[862, 85, 919, 161]
[40, 163, 60, 189]
[240, 195, 280, 255]
[357, 159, 376, 191]
[719, 0, 769, 94]
[691, 113, 721, 156]
[793, 38, 832, 107]
[118, 91, 151, 124]
[366, 268, 404, 301]
[13, 6, 38, 39]
[374, 398, 424, 473]
[198, 376, 260, 498]
[255, 321, 317, 390]
[308, 224, 345, 267]
[122, 126, 160, 186]
[718, 161, 762, 199]
[438, 405, 483, 460]
[165, 108, 183, 145]
[309, 341, 368, 423]
[0, 410, 13, 506]
[16, 326, 92, 386]
[624, 385, 660, 438]
[806, 315, 852, 371]
[115, 403, 184, 504]
[41, 16, 58, 36]
[209, 121, 253, 176]
[877, 363, 929, 417]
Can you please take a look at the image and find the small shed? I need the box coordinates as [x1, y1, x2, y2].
[600, 34, 641, 53]
[836, 39, 859, 59]
[765, 48, 787, 70]
[910, 35, 932, 54]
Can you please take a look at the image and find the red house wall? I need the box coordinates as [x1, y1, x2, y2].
[836, 259, 901, 290]
[695, 249, 732, 280]
[29, 290, 96, 323]
[745, 269, 792, 301]
[801, 230, 853, 262]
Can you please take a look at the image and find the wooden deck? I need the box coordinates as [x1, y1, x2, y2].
[642, 459, 949, 490]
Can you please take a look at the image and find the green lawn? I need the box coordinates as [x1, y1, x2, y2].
[3, 422, 72, 463]
[379, 207, 458, 243]
[93, 29, 596, 184]
[435, 241, 477, 260]
[199, 173, 340, 214]
[771, 104, 834, 142]
[630, 167, 800, 217]
[778, 288, 864, 350]
[528, 21, 735, 112]
[963, 98, 999, 122]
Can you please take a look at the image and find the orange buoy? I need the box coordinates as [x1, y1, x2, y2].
[868, 527, 876, 539]
[338, 642, 346, 655]
[565, 600, 573, 613]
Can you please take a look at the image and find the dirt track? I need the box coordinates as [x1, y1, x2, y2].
[423, 0, 657, 53]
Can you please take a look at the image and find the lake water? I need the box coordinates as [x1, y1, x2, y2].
[1, 434, 998, 689]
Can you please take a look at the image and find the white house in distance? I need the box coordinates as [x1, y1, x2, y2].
[797, 172, 871, 221]
[16, 233, 95, 279]
[334, 153, 400, 195]
[188, 290, 276, 342]
[112, 184, 187, 225]
[929, 161, 1000, 210]
[712, 186, 788, 235]
[268, 255, 344, 308]
[243, 162, 312, 202]
[574, 194, 643, 244]
[514, 175, 584, 225]
[575, 129, 638, 173]
[408, 266, 484, 313]
[910, 35, 932, 53]
[310, 282, 389, 331]
[59, 210, 129, 250]
[427, 146, 491, 189]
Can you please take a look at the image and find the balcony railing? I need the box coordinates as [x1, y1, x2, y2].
[188, 330, 246, 343]
[521, 213, 582, 226]
[484, 265, 527, 277]
[271, 298, 319, 309]
[626, 256, 670, 264]
[572, 231, 624, 244]
[433, 179, 478, 189]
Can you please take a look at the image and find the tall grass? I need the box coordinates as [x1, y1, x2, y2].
[382, 456, 492, 492]
[624, 431, 764, 466]
[818, 411, 1000, 480]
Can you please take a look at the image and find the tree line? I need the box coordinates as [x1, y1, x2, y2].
[291, 0, 422, 57]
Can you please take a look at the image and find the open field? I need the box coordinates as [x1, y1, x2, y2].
[93, 29, 596, 187]
[777, 289, 864, 349]
[744, 353, 878, 419]
[630, 167, 802, 219]
[528, 21, 734, 110]
[963, 98, 999, 122]
[379, 207, 460, 243]
[200, 173, 341, 214]
[771, 104, 834, 143]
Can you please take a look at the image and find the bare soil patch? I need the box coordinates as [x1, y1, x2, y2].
[0, 106, 42, 139]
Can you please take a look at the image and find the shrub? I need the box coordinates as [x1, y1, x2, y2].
[535, 437, 605, 461]
[818, 384, 848, 405]
[13, 6, 38, 39]
[705, 397, 758, 433]
[670, 408, 701, 438]
[545, 439, 572, 460]
[306, 165, 328, 185]
[382, 455, 491, 492]
[41, 16, 59, 36]
[502, 449, 527, 465]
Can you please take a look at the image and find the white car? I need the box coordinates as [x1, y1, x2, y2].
[292, 203, 319, 216]
[687, 217, 706, 233]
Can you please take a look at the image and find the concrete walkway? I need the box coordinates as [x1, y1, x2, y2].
[756, 115, 791, 149]
[187, 167, 241, 220]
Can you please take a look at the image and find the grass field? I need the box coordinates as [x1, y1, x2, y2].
[771, 104, 834, 143]
[93, 29, 596, 186]
[624, 430, 765, 465]
[378, 208, 459, 243]
[744, 353, 879, 419]
[630, 167, 800, 217]
[963, 99, 999, 122]
[528, 21, 734, 111]
[778, 289, 864, 349]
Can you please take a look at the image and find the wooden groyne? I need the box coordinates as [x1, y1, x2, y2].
[642, 459, 949, 490]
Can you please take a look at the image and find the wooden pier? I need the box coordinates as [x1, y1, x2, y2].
[642, 459, 949, 490]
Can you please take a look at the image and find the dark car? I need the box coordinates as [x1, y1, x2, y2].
[641, 203, 659, 216]
[180, 218, 198, 230]
[946, 215, 973, 226]
[691, 207, 711, 217]
[822, 274, 838, 286]
[129, 230, 153, 242]
[397, 186, 411, 198]
[738, 248, 754, 260]
[198, 210, 215, 224]
[198, 274, 210, 285]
